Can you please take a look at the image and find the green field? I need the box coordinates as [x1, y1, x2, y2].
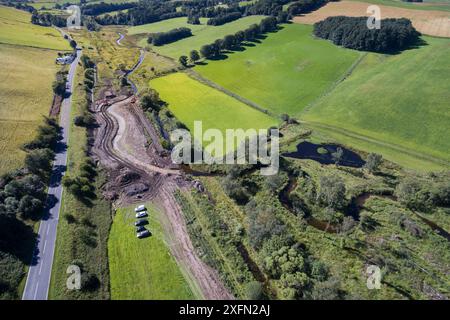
[128, 15, 266, 59]
[0, 6, 71, 50]
[0, 6, 69, 174]
[108, 204, 196, 300]
[302, 36, 450, 168]
[195, 24, 360, 116]
[150, 72, 278, 154]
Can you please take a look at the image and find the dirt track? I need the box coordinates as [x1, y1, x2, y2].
[293, 1, 450, 38]
[91, 93, 233, 299]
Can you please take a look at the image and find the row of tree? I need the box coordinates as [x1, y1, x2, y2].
[206, 11, 242, 26]
[0, 116, 61, 298]
[198, 16, 280, 59]
[313, 16, 421, 53]
[81, 2, 136, 16]
[31, 12, 66, 27]
[286, 0, 328, 16]
[94, 1, 183, 26]
[148, 27, 192, 46]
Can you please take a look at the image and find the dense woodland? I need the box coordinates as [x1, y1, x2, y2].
[313, 16, 421, 53]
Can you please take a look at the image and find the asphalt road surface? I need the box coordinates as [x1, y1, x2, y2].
[22, 48, 81, 300]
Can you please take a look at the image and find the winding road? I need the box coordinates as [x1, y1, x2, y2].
[22, 43, 81, 300]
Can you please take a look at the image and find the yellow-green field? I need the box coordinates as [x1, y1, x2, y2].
[0, 5, 69, 174]
[108, 204, 196, 300]
[151, 72, 278, 154]
[0, 44, 60, 174]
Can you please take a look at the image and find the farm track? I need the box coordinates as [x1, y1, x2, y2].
[92, 94, 233, 299]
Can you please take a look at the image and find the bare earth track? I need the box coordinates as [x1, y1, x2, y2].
[293, 1, 450, 38]
[91, 92, 233, 299]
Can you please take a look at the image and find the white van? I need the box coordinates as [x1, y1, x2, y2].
[134, 205, 145, 212]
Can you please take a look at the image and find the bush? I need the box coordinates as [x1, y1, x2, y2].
[245, 281, 263, 300]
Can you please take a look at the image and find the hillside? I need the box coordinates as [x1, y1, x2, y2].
[0, 5, 69, 174]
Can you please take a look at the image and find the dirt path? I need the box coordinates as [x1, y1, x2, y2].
[293, 1, 450, 38]
[91, 93, 233, 299]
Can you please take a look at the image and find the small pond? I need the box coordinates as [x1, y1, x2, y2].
[283, 141, 365, 168]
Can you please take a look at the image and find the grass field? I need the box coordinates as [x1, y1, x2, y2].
[0, 6, 71, 50]
[293, 1, 450, 38]
[0, 44, 60, 175]
[128, 15, 266, 59]
[0, 5, 70, 174]
[150, 72, 278, 154]
[302, 36, 450, 168]
[195, 24, 360, 116]
[108, 204, 196, 300]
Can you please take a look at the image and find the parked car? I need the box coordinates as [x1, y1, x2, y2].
[134, 219, 148, 227]
[136, 226, 146, 233]
[135, 211, 148, 219]
[134, 205, 146, 213]
[137, 230, 150, 239]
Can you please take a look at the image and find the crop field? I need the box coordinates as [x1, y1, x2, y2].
[150, 72, 278, 152]
[0, 6, 71, 50]
[128, 15, 266, 59]
[293, 1, 450, 37]
[302, 35, 450, 168]
[195, 24, 360, 117]
[0, 5, 69, 174]
[0, 44, 60, 174]
[108, 204, 196, 300]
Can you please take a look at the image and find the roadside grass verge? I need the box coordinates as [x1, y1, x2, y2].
[195, 24, 360, 116]
[49, 63, 112, 299]
[108, 203, 196, 299]
[302, 36, 450, 167]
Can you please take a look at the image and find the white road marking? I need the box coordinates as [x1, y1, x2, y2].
[47, 224, 50, 235]
[39, 260, 43, 275]
[43, 240, 47, 254]
[34, 283, 39, 299]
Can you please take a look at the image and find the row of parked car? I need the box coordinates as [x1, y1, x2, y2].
[134, 205, 150, 239]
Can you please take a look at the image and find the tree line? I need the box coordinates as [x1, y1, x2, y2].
[207, 11, 242, 26]
[286, 0, 328, 16]
[0, 117, 62, 298]
[31, 12, 66, 27]
[94, 1, 184, 26]
[81, 2, 137, 16]
[313, 16, 421, 53]
[148, 27, 193, 46]
[195, 16, 282, 60]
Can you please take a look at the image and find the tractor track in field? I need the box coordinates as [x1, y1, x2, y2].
[91, 91, 233, 299]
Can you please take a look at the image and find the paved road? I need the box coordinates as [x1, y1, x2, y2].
[22, 48, 81, 300]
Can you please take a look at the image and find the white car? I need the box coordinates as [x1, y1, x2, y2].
[137, 230, 150, 239]
[135, 211, 148, 218]
[134, 205, 146, 213]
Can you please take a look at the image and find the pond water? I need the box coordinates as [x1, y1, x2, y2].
[283, 141, 365, 168]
